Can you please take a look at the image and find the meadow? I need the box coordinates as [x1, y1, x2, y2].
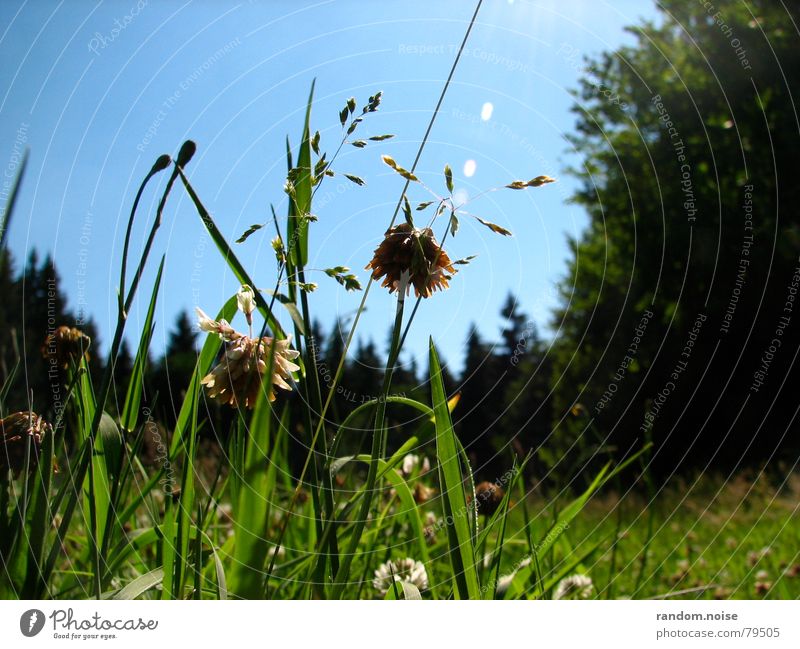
[1, 99, 795, 597]
[3, 1, 799, 602]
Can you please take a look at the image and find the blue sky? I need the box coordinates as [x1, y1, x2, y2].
[0, 0, 658, 376]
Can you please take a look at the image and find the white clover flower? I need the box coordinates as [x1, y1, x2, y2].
[401, 453, 419, 476]
[195, 307, 219, 333]
[495, 556, 531, 596]
[496, 573, 515, 595]
[372, 558, 428, 596]
[237, 284, 256, 324]
[553, 574, 593, 600]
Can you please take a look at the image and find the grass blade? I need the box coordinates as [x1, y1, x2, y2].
[429, 338, 479, 599]
[228, 362, 277, 598]
[112, 567, 164, 600]
[0, 148, 28, 250]
[120, 257, 164, 433]
[175, 166, 287, 341]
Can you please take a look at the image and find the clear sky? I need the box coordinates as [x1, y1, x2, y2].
[0, 0, 659, 376]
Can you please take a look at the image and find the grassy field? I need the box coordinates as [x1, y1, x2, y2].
[551, 470, 800, 600]
[2, 75, 797, 601]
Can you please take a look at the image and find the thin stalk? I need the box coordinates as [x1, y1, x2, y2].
[80, 152, 174, 598]
[331, 292, 405, 598]
[264, 0, 483, 594]
[118, 155, 170, 314]
[633, 426, 656, 595]
[296, 267, 341, 588]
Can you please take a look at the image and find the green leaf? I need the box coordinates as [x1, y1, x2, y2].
[368, 134, 394, 141]
[113, 568, 164, 600]
[327, 443, 431, 580]
[402, 195, 413, 226]
[175, 167, 287, 340]
[0, 148, 28, 249]
[350, 140, 367, 148]
[20, 418, 55, 598]
[384, 581, 422, 600]
[160, 504, 176, 599]
[416, 201, 435, 211]
[264, 289, 306, 334]
[288, 80, 315, 268]
[229, 360, 277, 598]
[429, 339, 480, 599]
[96, 412, 123, 482]
[120, 257, 164, 434]
[444, 164, 453, 193]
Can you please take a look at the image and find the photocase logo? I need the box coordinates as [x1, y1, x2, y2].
[20, 609, 46, 637]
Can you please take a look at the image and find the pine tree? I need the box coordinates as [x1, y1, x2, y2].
[499, 292, 529, 361]
[456, 324, 505, 477]
[150, 310, 198, 425]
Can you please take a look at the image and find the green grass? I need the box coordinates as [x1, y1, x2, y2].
[515, 470, 800, 600]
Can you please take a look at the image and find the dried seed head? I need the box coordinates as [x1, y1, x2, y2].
[413, 482, 436, 505]
[472, 481, 505, 517]
[365, 223, 456, 298]
[1, 411, 52, 476]
[41, 325, 91, 369]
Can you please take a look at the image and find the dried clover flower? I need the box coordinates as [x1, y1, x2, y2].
[1, 411, 52, 476]
[472, 481, 505, 517]
[41, 325, 91, 369]
[366, 223, 455, 298]
[413, 482, 436, 505]
[195, 307, 300, 409]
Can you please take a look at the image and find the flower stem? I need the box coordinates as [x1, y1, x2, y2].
[331, 291, 405, 598]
